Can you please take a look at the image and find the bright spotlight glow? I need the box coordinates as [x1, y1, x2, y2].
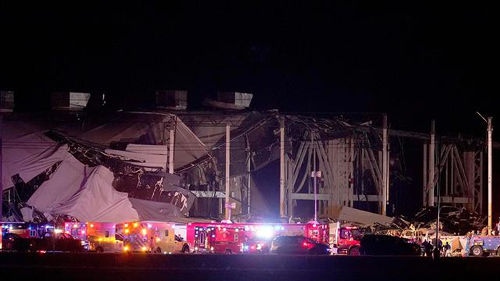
[256, 226, 274, 239]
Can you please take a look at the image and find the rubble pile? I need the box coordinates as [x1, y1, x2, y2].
[353, 207, 484, 237]
[411, 206, 484, 235]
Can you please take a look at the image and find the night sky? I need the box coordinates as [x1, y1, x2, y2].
[0, 2, 498, 217]
[1, 2, 496, 132]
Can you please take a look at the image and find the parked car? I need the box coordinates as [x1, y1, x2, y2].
[1, 233, 36, 252]
[360, 235, 421, 256]
[270, 235, 330, 255]
[243, 237, 272, 254]
[34, 232, 85, 252]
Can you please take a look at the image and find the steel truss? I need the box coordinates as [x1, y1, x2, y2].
[424, 143, 483, 214]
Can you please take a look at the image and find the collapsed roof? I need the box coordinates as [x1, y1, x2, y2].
[3, 109, 486, 225]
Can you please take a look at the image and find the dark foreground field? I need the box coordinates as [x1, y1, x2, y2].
[1, 252, 499, 281]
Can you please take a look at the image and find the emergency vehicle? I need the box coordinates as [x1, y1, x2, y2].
[1, 222, 40, 251]
[469, 235, 500, 256]
[64, 222, 123, 252]
[2, 222, 84, 252]
[187, 222, 329, 254]
[330, 223, 362, 255]
[116, 221, 189, 254]
[1, 222, 40, 239]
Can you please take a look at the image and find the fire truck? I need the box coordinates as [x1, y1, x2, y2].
[116, 221, 189, 253]
[2, 222, 84, 252]
[64, 222, 123, 252]
[187, 223, 247, 254]
[330, 223, 362, 255]
[2, 222, 40, 238]
[1, 222, 40, 251]
[187, 222, 329, 254]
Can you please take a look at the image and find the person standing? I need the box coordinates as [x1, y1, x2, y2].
[465, 232, 472, 257]
[423, 240, 433, 257]
[444, 241, 451, 257]
[149, 236, 155, 253]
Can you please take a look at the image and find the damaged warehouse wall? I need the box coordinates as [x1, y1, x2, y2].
[0, 108, 494, 226]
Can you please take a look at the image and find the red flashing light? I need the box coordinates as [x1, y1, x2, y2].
[302, 240, 314, 249]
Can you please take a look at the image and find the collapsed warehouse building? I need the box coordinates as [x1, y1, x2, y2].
[0, 91, 494, 229]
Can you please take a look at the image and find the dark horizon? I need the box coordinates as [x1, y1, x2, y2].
[1, 2, 496, 135]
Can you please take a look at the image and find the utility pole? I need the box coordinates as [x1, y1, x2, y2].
[0, 115, 2, 249]
[279, 117, 286, 218]
[168, 117, 175, 174]
[434, 142, 442, 259]
[428, 120, 436, 207]
[488, 117, 493, 235]
[245, 135, 251, 215]
[312, 132, 318, 222]
[0, 114, 3, 223]
[382, 114, 388, 215]
[423, 143, 428, 207]
[225, 123, 231, 221]
[477, 112, 493, 235]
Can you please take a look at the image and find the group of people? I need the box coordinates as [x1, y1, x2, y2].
[421, 238, 451, 257]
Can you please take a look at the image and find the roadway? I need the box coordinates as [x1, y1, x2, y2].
[1, 252, 499, 281]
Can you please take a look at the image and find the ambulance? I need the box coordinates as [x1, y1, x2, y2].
[64, 222, 124, 252]
[116, 221, 189, 254]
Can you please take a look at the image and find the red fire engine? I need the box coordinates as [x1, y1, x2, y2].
[186, 222, 329, 254]
[330, 223, 362, 255]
